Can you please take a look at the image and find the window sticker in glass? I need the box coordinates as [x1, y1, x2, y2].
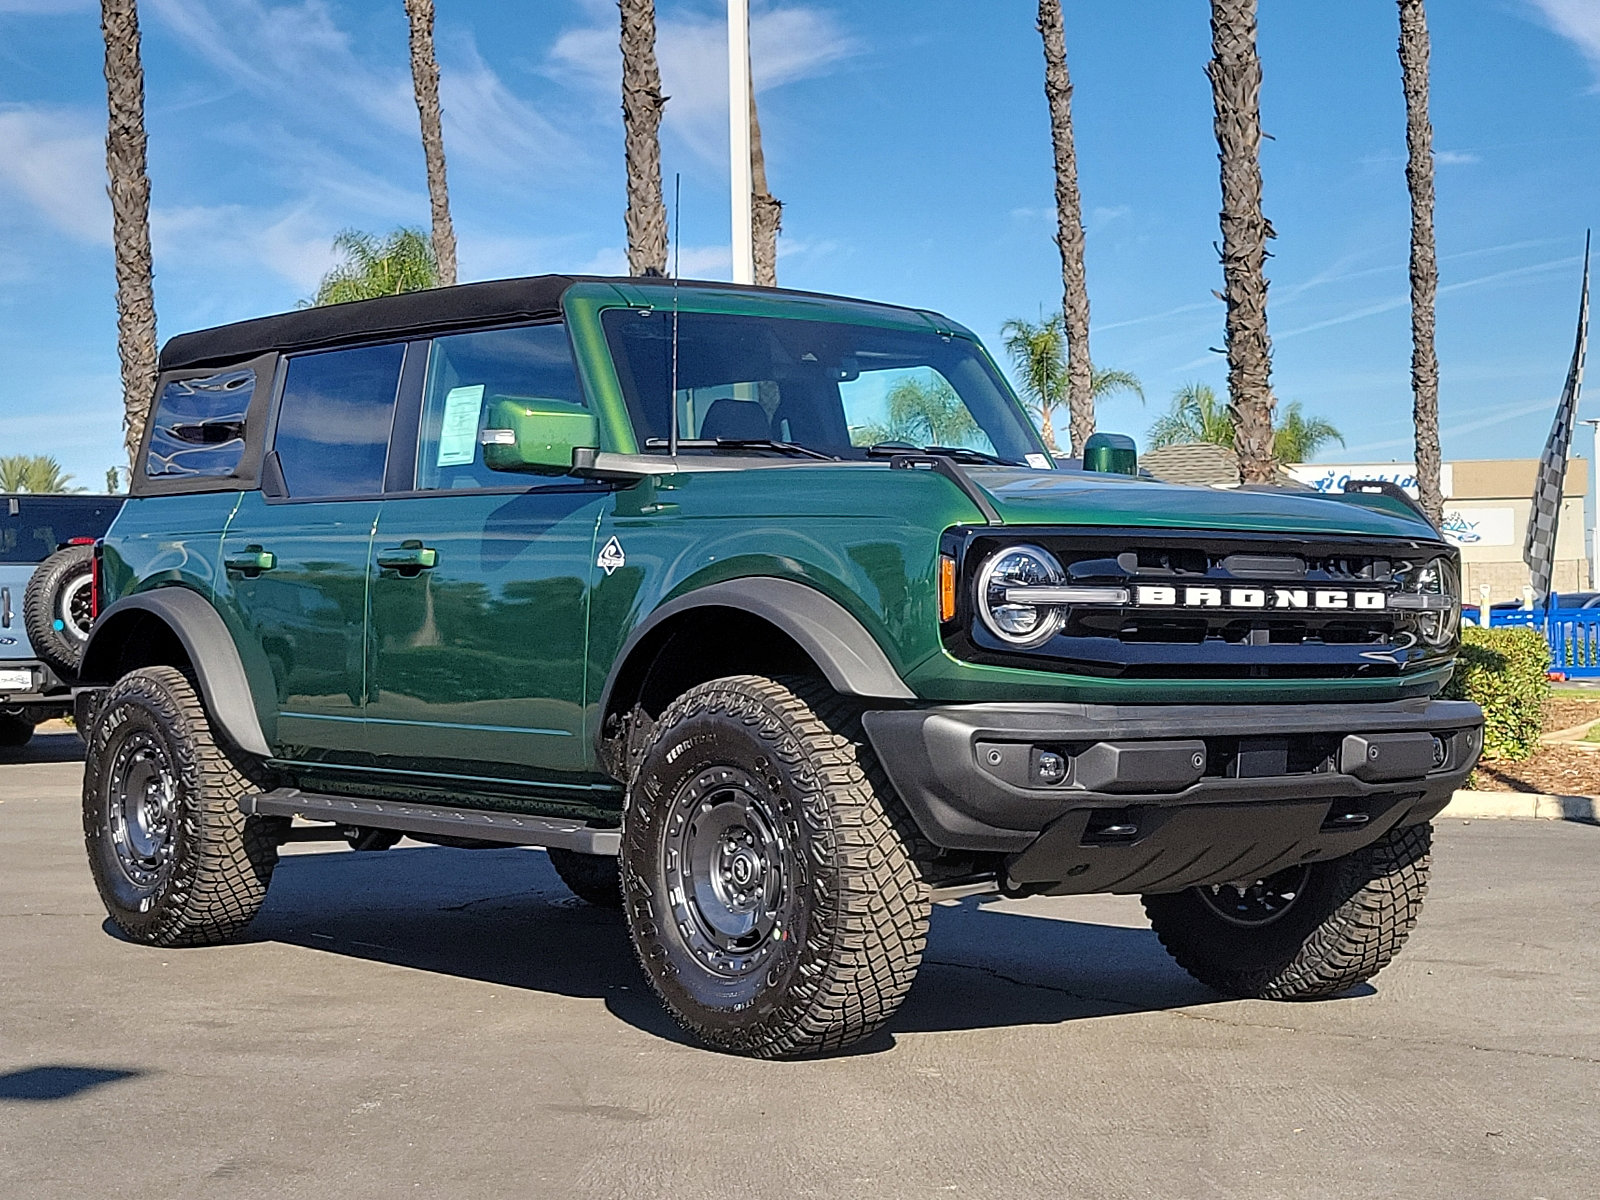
[436, 385, 485, 467]
[146, 369, 255, 477]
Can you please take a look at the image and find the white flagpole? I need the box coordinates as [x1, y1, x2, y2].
[728, 0, 755, 285]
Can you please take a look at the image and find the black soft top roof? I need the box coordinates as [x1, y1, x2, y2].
[157, 275, 926, 371]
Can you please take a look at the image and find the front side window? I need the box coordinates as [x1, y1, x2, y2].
[273, 344, 405, 498]
[415, 323, 584, 490]
[145, 368, 255, 478]
[600, 309, 1046, 464]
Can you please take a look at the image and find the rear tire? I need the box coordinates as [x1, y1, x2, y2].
[1142, 822, 1432, 1000]
[0, 713, 36, 748]
[83, 666, 285, 946]
[621, 674, 930, 1058]
[547, 848, 622, 907]
[23, 544, 94, 680]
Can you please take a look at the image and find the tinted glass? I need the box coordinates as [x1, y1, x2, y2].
[274, 344, 405, 498]
[600, 310, 1045, 464]
[146, 368, 255, 477]
[416, 324, 584, 490]
[0, 496, 121, 563]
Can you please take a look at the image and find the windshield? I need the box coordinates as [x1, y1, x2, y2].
[600, 309, 1049, 465]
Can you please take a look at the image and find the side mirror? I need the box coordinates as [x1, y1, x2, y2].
[480, 397, 599, 475]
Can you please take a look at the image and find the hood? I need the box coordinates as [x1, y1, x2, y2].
[968, 467, 1440, 541]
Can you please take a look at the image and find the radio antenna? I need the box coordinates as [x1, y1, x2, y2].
[668, 172, 682, 458]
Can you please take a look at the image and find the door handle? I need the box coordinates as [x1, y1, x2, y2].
[224, 547, 276, 575]
[376, 544, 438, 572]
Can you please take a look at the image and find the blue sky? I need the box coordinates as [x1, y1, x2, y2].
[0, 0, 1596, 488]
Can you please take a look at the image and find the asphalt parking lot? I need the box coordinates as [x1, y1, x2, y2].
[2, 727, 1595, 1200]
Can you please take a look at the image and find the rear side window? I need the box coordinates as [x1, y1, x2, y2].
[415, 324, 584, 491]
[146, 369, 255, 478]
[273, 344, 405, 498]
[0, 496, 121, 563]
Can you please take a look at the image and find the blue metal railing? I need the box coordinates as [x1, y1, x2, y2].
[1474, 603, 1600, 677]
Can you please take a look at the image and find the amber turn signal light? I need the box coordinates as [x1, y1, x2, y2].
[939, 554, 957, 623]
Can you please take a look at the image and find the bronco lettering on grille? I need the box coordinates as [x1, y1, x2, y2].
[1134, 585, 1386, 611]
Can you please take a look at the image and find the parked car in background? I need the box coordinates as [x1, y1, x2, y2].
[0, 493, 123, 748]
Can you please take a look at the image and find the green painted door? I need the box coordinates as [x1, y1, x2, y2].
[215, 341, 407, 761]
[363, 322, 609, 789]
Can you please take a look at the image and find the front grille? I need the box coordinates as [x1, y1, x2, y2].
[946, 527, 1457, 680]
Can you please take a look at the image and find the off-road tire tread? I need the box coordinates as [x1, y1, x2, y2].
[624, 674, 930, 1058]
[1143, 822, 1432, 1000]
[23, 544, 93, 679]
[83, 665, 282, 946]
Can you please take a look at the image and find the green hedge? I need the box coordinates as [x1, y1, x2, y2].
[1443, 626, 1550, 761]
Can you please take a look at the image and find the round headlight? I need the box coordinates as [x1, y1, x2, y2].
[977, 544, 1067, 647]
[1410, 555, 1461, 647]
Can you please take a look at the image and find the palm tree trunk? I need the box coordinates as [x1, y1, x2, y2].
[620, 0, 668, 276]
[749, 87, 782, 288]
[100, 0, 157, 468]
[1207, 0, 1277, 483]
[403, 0, 457, 287]
[1037, 0, 1094, 459]
[1399, 0, 1442, 524]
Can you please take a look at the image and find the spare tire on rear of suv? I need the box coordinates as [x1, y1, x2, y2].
[24, 543, 95, 681]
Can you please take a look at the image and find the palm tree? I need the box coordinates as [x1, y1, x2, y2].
[1036, 0, 1095, 458]
[853, 378, 983, 450]
[1207, 0, 1277, 483]
[1398, 0, 1442, 524]
[403, 0, 458, 286]
[1272, 401, 1345, 463]
[1147, 384, 1342, 466]
[304, 229, 439, 306]
[1147, 383, 1237, 451]
[0, 455, 80, 493]
[620, 0, 667, 276]
[100, 0, 158, 469]
[749, 89, 782, 287]
[1001, 313, 1142, 453]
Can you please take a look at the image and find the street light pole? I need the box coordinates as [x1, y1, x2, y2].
[727, 0, 755, 285]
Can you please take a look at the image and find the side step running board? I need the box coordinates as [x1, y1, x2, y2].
[238, 789, 620, 855]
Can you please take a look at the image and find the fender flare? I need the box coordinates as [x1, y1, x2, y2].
[599, 576, 916, 726]
[79, 589, 272, 757]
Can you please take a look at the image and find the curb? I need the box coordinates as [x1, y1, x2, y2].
[1442, 789, 1597, 822]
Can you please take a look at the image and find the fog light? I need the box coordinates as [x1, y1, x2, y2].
[1034, 749, 1068, 785]
[1431, 736, 1447, 768]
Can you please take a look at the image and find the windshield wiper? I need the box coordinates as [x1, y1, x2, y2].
[645, 438, 839, 462]
[865, 442, 1016, 466]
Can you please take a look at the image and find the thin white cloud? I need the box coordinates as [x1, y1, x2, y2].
[548, 3, 861, 164]
[1435, 149, 1481, 165]
[1526, 0, 1600, 77]
[151, 203, 338, 292]
[0, 106, 108, 244]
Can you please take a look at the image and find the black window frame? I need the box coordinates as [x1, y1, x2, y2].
[129, 351, 278, 497]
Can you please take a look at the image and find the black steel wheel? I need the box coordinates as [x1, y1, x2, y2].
[621, 674, 930, 1058]
[23, 544, 94, 680]
[83, 666, 285, 946]
[1143, 822, 1433, 1000]
[546, 847, 622, 907]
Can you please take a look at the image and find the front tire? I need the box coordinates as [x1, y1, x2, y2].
[621, 675, 930, 1058]
[83, 666, 285, 946]
[1142, 822, 1432, 1000]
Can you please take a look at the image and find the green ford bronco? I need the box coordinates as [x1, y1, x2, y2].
[78, 275, 1482, 1057]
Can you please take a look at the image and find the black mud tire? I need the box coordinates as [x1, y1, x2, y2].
[0, 713, 36, 748]
[547, 848, 623, 907]
[621, 674, 931, 1059]
[1142, 822, 1432, 1000]
[83, 665, 285, 946]
[23, 544, 94, 680]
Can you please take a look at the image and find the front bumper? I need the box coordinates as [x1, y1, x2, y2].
[861, 698, 1482, 896]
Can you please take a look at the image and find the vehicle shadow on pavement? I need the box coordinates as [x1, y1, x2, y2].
[1, 729, 85, 766]
[0, 1065, 145, 1103]
[251, 845, 1224, 1050]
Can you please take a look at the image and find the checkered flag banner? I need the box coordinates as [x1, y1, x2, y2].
[1524, 233, 1591, 605]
